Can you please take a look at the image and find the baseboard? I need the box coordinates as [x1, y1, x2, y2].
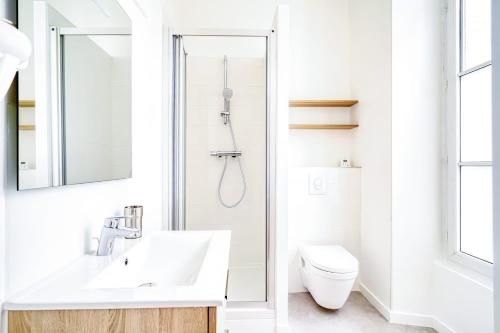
[359, 283, 391, 320]
[225, 307, 274, 320]
[275, 324, 289, 333]
[359, 284, 456, 333]
[390, 311, 435, 328]
[431, 317, 456, 333]
[224, 318, 275, 333]
[390, 312, 456, 333]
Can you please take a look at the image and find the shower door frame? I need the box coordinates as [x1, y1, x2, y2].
[168, 30, 275, 309]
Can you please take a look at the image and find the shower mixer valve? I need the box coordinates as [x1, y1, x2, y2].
[220, 110, 230, 125]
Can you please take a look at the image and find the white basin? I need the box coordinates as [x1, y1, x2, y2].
[4, 230, 231, 310]
[86, 232, 210, 289]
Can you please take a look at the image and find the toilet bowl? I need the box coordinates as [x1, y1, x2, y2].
[299, 245, 358, 309]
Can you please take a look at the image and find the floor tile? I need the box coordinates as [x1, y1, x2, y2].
[289, 292, 436, 333]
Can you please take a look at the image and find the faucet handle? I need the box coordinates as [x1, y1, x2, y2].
[104, 217, 121, 228]
[104, 216, 130, 228]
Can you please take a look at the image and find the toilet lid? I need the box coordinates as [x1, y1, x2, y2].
[301, 245, 358, 274]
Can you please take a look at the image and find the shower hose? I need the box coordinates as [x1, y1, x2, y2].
[217, 118, 247, 208]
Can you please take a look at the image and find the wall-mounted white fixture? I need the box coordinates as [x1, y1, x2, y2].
[308, 173, 327, 195]
[0, 19, 31, 100]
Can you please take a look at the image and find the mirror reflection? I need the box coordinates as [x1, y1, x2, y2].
[18, 0, 132, 190]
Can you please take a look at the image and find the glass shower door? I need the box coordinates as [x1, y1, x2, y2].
[173, 35, 268, 302]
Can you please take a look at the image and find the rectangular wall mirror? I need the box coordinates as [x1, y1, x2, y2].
[17, 0, 132, 190]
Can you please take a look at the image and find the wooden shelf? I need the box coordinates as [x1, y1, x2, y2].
[289, 99, 358, 108]
[289, 124, 359, 130]
[19, 125, 35, 131]
[19, 100, 35, 108]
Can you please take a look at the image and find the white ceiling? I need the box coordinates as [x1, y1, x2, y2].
[46, 0, 131, 28]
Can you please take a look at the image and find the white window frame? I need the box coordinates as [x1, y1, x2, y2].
[445, 0, 493, 276]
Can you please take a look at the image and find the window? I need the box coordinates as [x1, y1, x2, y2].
[448, 0, 492, 268]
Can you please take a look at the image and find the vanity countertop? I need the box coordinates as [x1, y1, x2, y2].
[3, 230, 231, 311]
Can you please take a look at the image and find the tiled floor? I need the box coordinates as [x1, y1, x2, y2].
[289, 292, 436, 333]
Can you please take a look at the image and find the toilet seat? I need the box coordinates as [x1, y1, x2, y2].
[300, 245, 358, 274]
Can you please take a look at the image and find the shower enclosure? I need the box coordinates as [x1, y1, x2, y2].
[170, 35, 270, 303]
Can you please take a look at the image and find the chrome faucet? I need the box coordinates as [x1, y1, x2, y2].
[96, 216, 140, 256]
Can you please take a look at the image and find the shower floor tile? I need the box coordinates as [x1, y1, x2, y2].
[227, 265, 266, 302]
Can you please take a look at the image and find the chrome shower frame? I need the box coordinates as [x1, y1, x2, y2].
[168, 30, 275, 310]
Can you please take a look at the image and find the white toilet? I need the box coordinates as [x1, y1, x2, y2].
[299, 245, 359, 309]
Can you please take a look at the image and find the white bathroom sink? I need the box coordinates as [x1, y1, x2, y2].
[4, 231, 231, 310]
[86, 232, 211, 289]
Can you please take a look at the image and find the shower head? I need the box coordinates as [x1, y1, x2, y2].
[223, 87, 233, 100]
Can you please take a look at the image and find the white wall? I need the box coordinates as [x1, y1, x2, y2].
[2, 0, 165, 298]
[289, 0, 354, 168]
[432, 262, 493, 332]
[350, 0, 393, 311]
[288, 167, 360, 293]
[391, 0, 442, 316]
[492, 0, 500, 331]
[163, 0, 279, 32]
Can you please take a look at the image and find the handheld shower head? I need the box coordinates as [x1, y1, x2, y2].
[221, 55, 233, 125]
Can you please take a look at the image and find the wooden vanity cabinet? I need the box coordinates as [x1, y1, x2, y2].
[8, 307, 217, 333]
